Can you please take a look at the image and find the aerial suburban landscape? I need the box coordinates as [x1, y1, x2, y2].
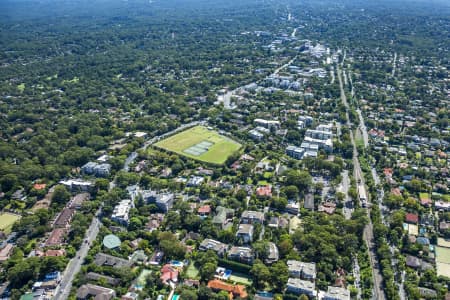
[0, 0, 449, 299]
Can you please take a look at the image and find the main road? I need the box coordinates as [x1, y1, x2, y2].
[337, 65, 385, 300]
[53, 213, 101, 300]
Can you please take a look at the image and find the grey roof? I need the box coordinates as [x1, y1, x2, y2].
[76, 284, 116, 300]
[94, 253, 131, 268]
[199, 238, 228, 253]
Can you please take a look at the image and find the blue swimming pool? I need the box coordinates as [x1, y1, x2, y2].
[172, 294, 180, 300]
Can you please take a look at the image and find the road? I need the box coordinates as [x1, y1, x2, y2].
[330, 67, 335, 84]
[273, 55, 297, 75]
[291, 27, 297, 38]
[337, 66, 385, 300]
[357, 109, 369, 148]
[340, 170, 353, 220]
[391, 52, 397, 77]
[53, 214, 101, 300]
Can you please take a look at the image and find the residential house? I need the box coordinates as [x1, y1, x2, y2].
[69, 193, 90, 209]
[212, 206, 234, 229]
[228, 246, 254, 264]
[94, 253, 132, 268]
[286, 278, 316, 297]
[199, 239, 228, 256]
[256, 185, 272, 198]
[53, 208, 75, 228]
[236, 224, 254, 243]
[405, 213, 419, 224]
[187, 176, 204, 187]
[241, 211, 265, 224]
[198, 205, 212, 216]
[45, 228, 66, 247]
[435, 201, 450, 211]
[146, 213, 164, 231]
[318, 202, 336, 215]
[160, 264, 178, 285]
[265, 242, 279, 264]
[76, 284, 116, 300]
[207, 279, 248, 299]
[406, 255, 421, 269]
[129, 250, 148, 265]
[304, 194, 314, 210]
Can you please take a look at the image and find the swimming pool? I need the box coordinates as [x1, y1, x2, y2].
[171, 260, 184, 267]
[172, 294, 180, 300]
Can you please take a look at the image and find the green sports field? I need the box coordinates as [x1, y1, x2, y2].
[154, 126, 241, 165]
[0, 213, 21, 234]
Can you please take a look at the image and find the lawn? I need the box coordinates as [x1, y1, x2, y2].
[186, 263, 199, 279]
[0, 213, 21, 234]
[435, 246, 450, 278]
[229, 272, 252, 286]
[154, 126, 241, 165]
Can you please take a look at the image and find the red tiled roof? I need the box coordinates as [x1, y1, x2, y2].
[256, 185, 272, 197]
[405, 213, 419, 224]
[383, 168, 393, 177]
[33, 183, 47, 190]
[198, 205, 212, 214]
[207, 279, 248, 299]
[160, 264, 178, 284]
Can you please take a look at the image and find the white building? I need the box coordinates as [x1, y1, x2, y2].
[112, 199, 133, 226]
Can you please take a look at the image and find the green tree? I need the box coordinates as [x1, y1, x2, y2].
[51, 185, 71, 204]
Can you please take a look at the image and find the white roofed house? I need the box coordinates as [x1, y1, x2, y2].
[227, 246, 254, 264]
[241, 210, 265, 225]
[236, 224, 254, 243]
[199, 238, 228, 256]
[111, 199, 133, 226]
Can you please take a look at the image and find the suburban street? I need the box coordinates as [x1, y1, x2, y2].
[339, 170, 353, 220]
[53, 215, 101, 300]
[337, 66, 386, 300]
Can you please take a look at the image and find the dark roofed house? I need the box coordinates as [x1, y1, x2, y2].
[70, 193, 90, 209]
[94, 253, 132, 268]
[45, 228, 66, 247]
[406, 255, 421, 268]
[54, 208, 75, 228]
[304, 194, 314, 210]
[405, 213, 419, 224]
[418, 287, 437, 298]
[440, 222, 450, 233]
[76, 284, 116, 300]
